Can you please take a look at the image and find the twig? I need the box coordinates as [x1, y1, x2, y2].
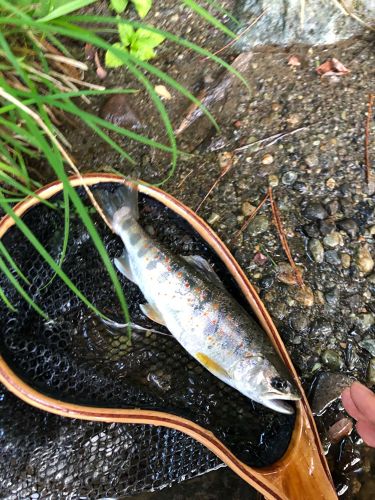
[230, 192, 269, 245]
[201, 10, 267, 61]
[195, 152, 234, 212]
[365, 93, 374, 184]
[0, 87, 113, 231]
[234, 126, 308, 153]
[268, 187, 304, 287]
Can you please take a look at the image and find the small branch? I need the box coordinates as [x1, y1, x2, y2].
[365, 93, 374, 184]
[230, 192, 269, 245]
[195, 152, 234, 212]
[234, 126, 308, 153]
[268, 187, 304, 287]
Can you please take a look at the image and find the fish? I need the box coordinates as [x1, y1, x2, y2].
[95, 183, 300, 414]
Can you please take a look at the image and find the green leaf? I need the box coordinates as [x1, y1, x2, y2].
[133, 27, 164, 48]
[118, 21, 134, 46]
[130, 43, 155, 61]
[105, 42, 127, 68]
[110, 0, 128, 14]
[38, 0, 98, 22]
[131, 0, 152, 18]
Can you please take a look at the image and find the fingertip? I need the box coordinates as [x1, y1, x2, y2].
[356, 420, 375, 448]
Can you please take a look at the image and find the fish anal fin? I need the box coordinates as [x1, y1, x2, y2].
[140, 303, 167, 326]
[196, 352, 230, 378]
[115, 251, 136, 283]
[182, 255, 224, 289]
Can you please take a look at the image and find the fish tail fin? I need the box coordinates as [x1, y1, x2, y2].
[94, 182, 139, 233]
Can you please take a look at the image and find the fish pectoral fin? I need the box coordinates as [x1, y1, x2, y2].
[114, 251, 136, 283]
[196, 352, 230, 379]
[182, 255, 225, 290]
[140, 303, 167, 326]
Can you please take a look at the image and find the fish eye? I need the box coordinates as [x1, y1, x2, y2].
[271, 377, 288, 391]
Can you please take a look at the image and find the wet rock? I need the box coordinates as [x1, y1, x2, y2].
[247, 215, 269, 235]
[328, 417, 353, 444]
[325, 251, 341, 266]
[341, 253, 351, 269]
[290, 312, 310, 333]
[326, 200, 340, 216]
[207, 213, 220, 225]
[359, 338, 375, 357]
[323, 231, 343, 248]
[253, 252, 268, 266]
[234, 0, 371, 48]
[293, 181, 308, 193]
[281, 171, 297, 185]
[337, 219, 359, 239]
[303, 202, 328, 221]
[295, 286, 314, 307]
[355, 313, 375, 332]
[261, 153, 274, 165]
[326, 178, 336, 191]
[325, 287, 340, 307]
[310, 372, 355, 415]
[367, 358, 375, 384]
[268, 174, 279, 187]
[276, 262, 300, 285]
[355, 246, 374, 274]
[319, 220, 336, 236]
[99, 94, 142, 129]
[241, 201, 256, 217]
[310, 319, 332, 339]
[308, 238, 324, 263]
[305, 154, 319, 168]
[303, 223, 320, 238]
[322, 349, 344, 370]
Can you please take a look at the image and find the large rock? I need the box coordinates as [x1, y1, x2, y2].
[234, 0, 373, 48]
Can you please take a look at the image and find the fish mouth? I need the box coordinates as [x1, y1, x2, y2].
[262, 391, 301, 415]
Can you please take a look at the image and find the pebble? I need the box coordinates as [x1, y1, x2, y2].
[367, 358, 375, 384]
[310, 319, 332, 338]
[308, 238, 324, 263]
[323, 231, 343, 248]
[310, 372, 355, 415]
[322, 349, 344, 370]
[305, 154, 319, 168]
[247, 215, 269, 235]
[295, 286, 314, 307]
[207, 213, 220, 225]
[99, 94, 142, 129]
[290, 312, 310, 332]
[281, 171, 298, 185]
[253, 252, 268, 266]
[276, 262, 300, 285]
[341, 253, 351, 269]
[268, 174, 279, 187]
[359, 339, 375, 357]
[303, 202, 328, 221]
[326, 200, 340, 216]
[326, 178, 336, 190]
[325, 287, 340, 306]
[262, 153, 274, 165]
[337, 219, 359, 239]
[355, 246, 374, 274]
[319, 220, 336, 236]
[355, 313, 375, 332]
[241, 201, 256, 217]
[328, 417, 353, 444]
[325, 250, 341, 266]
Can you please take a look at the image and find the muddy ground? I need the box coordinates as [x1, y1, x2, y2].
[4, 0, 375, 498]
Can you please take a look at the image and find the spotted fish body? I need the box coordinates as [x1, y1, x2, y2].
[96, 185, 300, 414]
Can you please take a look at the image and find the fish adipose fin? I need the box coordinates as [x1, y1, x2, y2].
[140, 303, 167, 326]
[94, 183, 139, 233]
[196, 352, 230, 379]
[183, 255, 225, 290]
[115, 252, 136, 284]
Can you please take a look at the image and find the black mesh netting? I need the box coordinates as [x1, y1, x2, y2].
[0, 183, 295, 498]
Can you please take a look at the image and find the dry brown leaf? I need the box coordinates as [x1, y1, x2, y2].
[316, 58, 350, 77]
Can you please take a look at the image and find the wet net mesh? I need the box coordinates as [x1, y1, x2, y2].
[0, 183, 294, 498]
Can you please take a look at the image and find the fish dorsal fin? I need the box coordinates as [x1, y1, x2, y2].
[196, 352, 230, 379]
[182, 255, 225, 289]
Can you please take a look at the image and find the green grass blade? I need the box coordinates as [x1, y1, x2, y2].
[204, 0, 241, 26]
[0, 284, 17, 312]
[0, 167, 56, 208]
[0, 238, 30, 284]
[181, 0, 237, 38]
[38, 0, 98, 22]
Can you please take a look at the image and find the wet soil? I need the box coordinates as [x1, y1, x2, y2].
[2, 0, 375, 497]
